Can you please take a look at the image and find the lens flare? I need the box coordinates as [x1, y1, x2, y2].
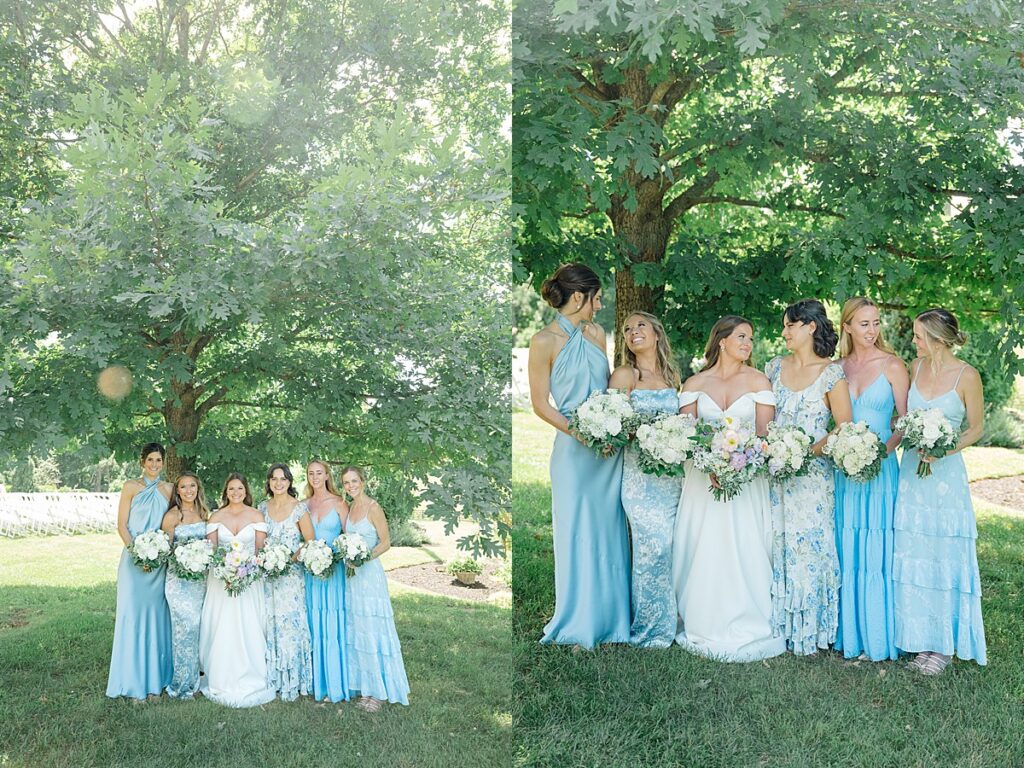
[97, 365, 133, 400]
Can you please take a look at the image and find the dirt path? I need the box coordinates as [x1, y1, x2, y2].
[971, 475, 1024, 516]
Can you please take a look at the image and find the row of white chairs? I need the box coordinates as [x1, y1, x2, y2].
[0, 493, 119, 537]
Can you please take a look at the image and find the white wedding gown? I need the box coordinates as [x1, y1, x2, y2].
[199, 522, 276, 707]
[672, 391, 786, 661]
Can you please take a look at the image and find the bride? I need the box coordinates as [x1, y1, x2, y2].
[672, 316, 786, 661]
[199, 472, 276, 707]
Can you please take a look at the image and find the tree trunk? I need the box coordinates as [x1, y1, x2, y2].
[162, 390, 200, 483]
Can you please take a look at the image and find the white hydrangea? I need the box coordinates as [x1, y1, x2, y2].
[896, 408, 959, 477]
[171, 538, 213, 579]
[299, 538, 337, 578]
[259, 540, 294, 579]
[568, 389, 639, 453]
[764, 422, 813, 479]
[635, 413, 698, 476]
[129, 529, 171, 571]
[823, 421, 888, 482]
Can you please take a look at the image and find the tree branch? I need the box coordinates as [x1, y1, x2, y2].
[695, 195, 846, 219]
[663, 169, 721, 221]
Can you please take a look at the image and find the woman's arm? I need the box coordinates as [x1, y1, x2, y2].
[885, 355, 911, 454]
[116, 481, 140, 547]
[818, 378, 853, 456]
[366, 502, 391, 560]
[528, 331, 572, 435]
[160, 508, 178, 540]
[954, 367, 985, 453]
[755, 403, 775, 437]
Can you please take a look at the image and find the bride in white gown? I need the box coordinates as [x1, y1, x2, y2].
[672, 316, 786, 662]
[199, 473, 276, 707]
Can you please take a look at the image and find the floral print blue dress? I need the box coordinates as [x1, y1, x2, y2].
[259, 500, 314, 701]
[164, 520, 207, 698]
[766, 357, 845, 655]
[621, 387, 682, 648]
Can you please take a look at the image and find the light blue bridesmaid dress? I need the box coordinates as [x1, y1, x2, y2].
[835, 373, 899, 660]
[622, 387, 681, 648]
[260, 500, 313, 701]
[893, 363, 986, 664]
[305, 507, 350, 701]
[105, 477, 173, 698]
[164, 520, 207, 698]
[344, 514, 410, 704]
[540, 314, 631, 648]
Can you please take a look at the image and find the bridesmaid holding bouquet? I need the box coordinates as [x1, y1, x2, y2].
[106, 442, 174, 699]
[160, 471, 211, 698]
[527, 263, 630, 648]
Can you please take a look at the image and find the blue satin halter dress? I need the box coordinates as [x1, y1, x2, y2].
[540, 314, 631, 648]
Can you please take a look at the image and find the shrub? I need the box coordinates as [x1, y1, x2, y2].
[390, 519, 430, 548]
[979, 406, 1024, 449]
[446, 556, 483, 575]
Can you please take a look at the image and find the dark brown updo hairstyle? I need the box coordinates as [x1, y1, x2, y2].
[167, 471, 211, 520]
[916, 308, 968, 349]
[540, 263, 601, 309]
[700, 315, 754, 372]
[220, 472, 253, 508]
[784, 299, 839, 358]
[264, 463, 298, 498]
[140, 442, 166, 462]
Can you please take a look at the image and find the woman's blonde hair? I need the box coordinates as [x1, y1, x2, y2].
[304, 459, 339, 498]
[838, 297, 895, 357]
[700, 315, 753, 372]
[167, 471, 211, 521]
[618, 311, 682, 390]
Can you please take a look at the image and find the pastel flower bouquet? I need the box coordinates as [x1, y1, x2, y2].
[210, 540, 262, 596]
[567, 389, 639, 455]
[823, 421, 889, 482]
[129, 530, 171, 572]
[691, 416, 768, 502]
[896, 408, 959, 478]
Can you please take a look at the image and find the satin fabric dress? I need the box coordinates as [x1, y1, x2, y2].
[105, 477, 173, 699]
[834, 373, 899, 660]
[540, 314, 631, 648]
[305, 507, 350, 701]
[893, 364, 986, 664]
[672, 391, 785, 661]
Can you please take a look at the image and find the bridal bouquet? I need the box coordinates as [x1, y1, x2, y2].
[210, 540, 262, 596]
[333, 533, 372, 577]
[691, 417, 768, 502]
[298, 539, 337, 579]
[896, 408, 959, 478]
[129, 530, 171, 572]
[258, 540, 295, 580]
[169, 538, 213, 581]
[567, 389, 639, 455]
[823, 421, 888, 482]
[763, 422, 814, 481]
[634, 413, 699, 477]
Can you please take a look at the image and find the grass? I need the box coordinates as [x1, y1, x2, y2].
[513, 411, 1024, 768]
[0, 535, 510, 768]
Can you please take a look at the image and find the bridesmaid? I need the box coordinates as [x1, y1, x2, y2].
[834, 298, 908, 661]
[259, 463, 314, 701]
[106, 442, 174, 699]
[160, 471, 211, 698]
[302, 459, 351, 701]
[766, 299, 852, 655]
[340, 466, 411, 709]
[527, 263, 630, 648]
[608, 312, 682, 648]
[894, 308, 986, 674]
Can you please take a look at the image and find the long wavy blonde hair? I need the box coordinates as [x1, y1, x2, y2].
[618, 311, 682, 390]
[838, 297, 895, 358]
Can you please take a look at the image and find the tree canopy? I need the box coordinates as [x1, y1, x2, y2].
[0, 0, 510, 554]
[514, 0, 1024, 371]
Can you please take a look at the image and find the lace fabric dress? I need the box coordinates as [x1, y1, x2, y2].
[164, 520, 208, 698]
[344, 515, 410, 704]
[540, 314, 631, 648]
[892, 364, 986, 664]
[766, 357, 845, 655]
[621, 387, 682, 648]
[259, 500, 313, 701]
[672, 390, 785, 661]
[105, 477, 173, 699]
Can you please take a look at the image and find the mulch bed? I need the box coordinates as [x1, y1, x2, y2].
[387, 559, 509, 602]
[970, 475, 1024, 515]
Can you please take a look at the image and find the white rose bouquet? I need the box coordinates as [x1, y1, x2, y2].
[634, 413, 698, 477]
[128, 530, 171, 572]
[691, 417, 768, 502]
[763, 422, 814, 481]
[333, 533, 372, 577]
[258, 540, 295, 580]
[169, 538, 213, 581]
[823, 421, 889, 482]
[567, 389, 639, 455]
[298, 538, 337, 579]
[896, 408, 959, 478]
[210, 540, 262, 596]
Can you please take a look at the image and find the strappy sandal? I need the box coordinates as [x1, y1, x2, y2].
[919, 653, 952, 676]
[356, 697, 383, 713]
[908, 652, 933, 671]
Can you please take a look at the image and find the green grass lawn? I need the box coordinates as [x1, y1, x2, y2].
[0, 535, 510, 768]
[513, 411, 1024, 768]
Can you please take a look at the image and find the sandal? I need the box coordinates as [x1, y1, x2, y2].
[356, 697, 383, 713]
[919, 653, 952, 676]
[908, 652, 933, 671]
